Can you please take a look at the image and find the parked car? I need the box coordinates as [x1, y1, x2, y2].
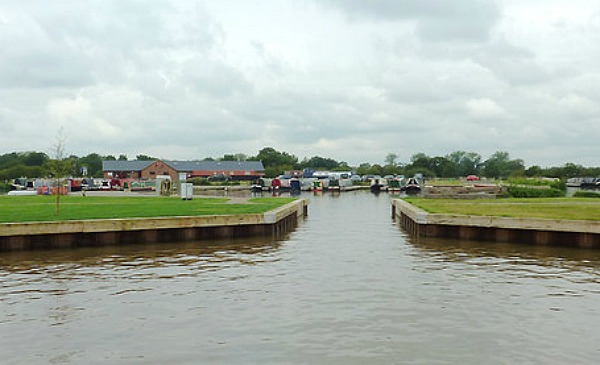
[208, 174, 230, 182]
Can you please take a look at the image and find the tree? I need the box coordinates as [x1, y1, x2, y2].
[525, 165, 543, 177]
[561, 163, 584, 178]
[406, 153, 437, 177]
[118, 154, 128, 161]
[430, 156, 454, 178]
[446, 150, 481, 177]
[79, 153, 103, 177]
[385, 153, 398, 166]
[220, 153, 247, 161]
[135, 154, 155, 161]
[250, 147, 298, 177]
[252, 147, 298, 167]
[23, 152, 49, 166]
[46, 128, 72, 214]
[302, 156, 339, 170]
[356, 163, 371, 176]
[483, 151, 524, 179]
[0, 152, 20, 170]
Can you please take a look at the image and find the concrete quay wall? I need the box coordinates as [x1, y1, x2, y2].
[392, 199, 600, 249]
[0, 199, 308, 251]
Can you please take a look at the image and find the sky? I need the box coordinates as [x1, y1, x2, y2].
[1, 0, 599, 167]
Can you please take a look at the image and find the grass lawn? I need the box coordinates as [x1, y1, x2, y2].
[403, 197, 600, 221]
[0, 196, 297, 223]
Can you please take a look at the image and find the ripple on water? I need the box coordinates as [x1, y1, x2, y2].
[2, 192, 600, 364]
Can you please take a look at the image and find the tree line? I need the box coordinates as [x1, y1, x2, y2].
[1, 148, 599, 181]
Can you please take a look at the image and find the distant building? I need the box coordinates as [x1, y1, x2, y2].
[102, 160, 265, 181]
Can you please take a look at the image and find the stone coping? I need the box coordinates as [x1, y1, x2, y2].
[392, 199, 600, 234]
[0, 199, 308, 237]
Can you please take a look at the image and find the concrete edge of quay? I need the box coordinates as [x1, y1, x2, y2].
[392, 198, 600, 249]
[0, 199, 309, 251]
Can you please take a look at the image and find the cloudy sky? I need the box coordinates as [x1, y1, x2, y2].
[1, 1, 599, 167]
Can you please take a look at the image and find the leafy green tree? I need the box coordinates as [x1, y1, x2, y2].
[250, 147, 298, 176]
[79, 153, 104, 177]
[356, 163, 371, 176]
[405, 153, 439, 177]
[366, 164, 384, 176]
[302, 156, 339, 170]
[382, 164, 400, 176]
[483, 151, 524, 179]
[135, 154, 155, 161]
[525, 165, 543, 177]
[220, 153, 247, 161]
[385, 153, 398, 166]
[404, 166, 435, 179]
[446, 150, 481, 177]
[118, 154, 128, 161]
[562, 163, 584, 178]
[252, 147, 298, 167]
[23, 152, 49, 166]
[0, 152, 20, 170]
[0, 165, 44, 180]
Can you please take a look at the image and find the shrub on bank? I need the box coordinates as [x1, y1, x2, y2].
[508, 177, 566, 192]
[508, 186, 565, 198]
[189, 177, 211, 186]
[573, 190, 600, 198]
[188, 177, 242, 186]
[0, 181, 10, 193]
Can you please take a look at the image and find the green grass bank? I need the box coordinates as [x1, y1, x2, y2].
[403, 197, 600, 221]
[0, 195, 296, 223]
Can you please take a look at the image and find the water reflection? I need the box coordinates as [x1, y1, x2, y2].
[0, 235, 285, 274]
[0, 237, 285, 309]
[406, 234, 600, 275]
[3, 192, 600, 364]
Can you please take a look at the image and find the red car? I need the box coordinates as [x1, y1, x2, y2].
[466, 175, 479, 181]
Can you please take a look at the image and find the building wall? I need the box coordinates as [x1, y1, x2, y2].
[192, 170, 264, 180]
[140, 160, 179, 181]
[102, 160, 265, 181]
[103, 171, 142, 179]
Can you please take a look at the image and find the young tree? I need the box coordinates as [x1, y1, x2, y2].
[46, 128, 72, 215]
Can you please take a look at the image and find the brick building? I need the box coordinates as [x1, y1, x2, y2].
[103, 160, 265, 181]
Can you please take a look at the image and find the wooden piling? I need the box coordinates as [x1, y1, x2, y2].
[392, 199, 600, 249]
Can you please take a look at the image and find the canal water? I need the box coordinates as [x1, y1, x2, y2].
[2, 191, 600, 364]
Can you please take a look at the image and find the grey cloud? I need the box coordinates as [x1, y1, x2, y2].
[319, 0, 500, 42]
[184, 60, 254, 98]
[250, 41, 288, 76]
[0, 50, 93, 88]
[0, 1, 221, 91]
[1, 1, 599, 168]
[474, 54, 549, 86]
[470, 40, 550, 86]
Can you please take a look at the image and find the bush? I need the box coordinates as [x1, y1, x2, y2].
[0, 181, 10, 193]
[188, 177, 242, 186]
[573, 190, 600, 198]
[550, 179, 567, 192]
[189, 177, 211, 186]
[508, 186, 565, 198]
[508, 177, 566, 192]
